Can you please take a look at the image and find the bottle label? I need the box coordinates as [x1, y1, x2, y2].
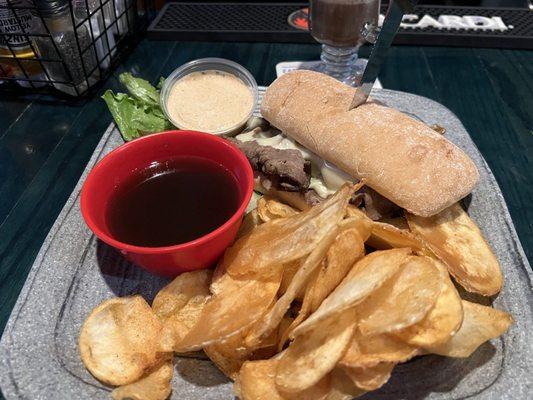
[0, 0, 33, 51]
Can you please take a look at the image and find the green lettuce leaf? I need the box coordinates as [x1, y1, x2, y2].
[156, 77, 165, 90]
[102, 90, 172, 141]
[119, 72, 160, 107]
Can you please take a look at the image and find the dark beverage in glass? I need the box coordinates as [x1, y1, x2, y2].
[311, 0, 380, 47]
[309, 0, 380, 85]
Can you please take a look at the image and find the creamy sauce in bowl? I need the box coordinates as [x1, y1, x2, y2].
[166, 70, 254, 133]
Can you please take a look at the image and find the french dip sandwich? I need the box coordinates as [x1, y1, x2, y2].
[228, 70, 479, 217]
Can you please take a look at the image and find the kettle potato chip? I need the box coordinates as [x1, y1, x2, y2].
[276, 308, 356, 394]
[339, 330, 418, 368]
[343, 206, 373, 241]
[257, 197, 299, 222]
[280, 226, 366, 346]
[308, 228, 366, 313]
[204, 318, 279, 380]
[327, 368, 367, 400]
[175, 268, 283, 352]
[279, 258, 305, 299]
[79, 296, 165, 386]
[245, 225, 340, 347]
[406, 203, 503, 296]
[394, 260, 463, 348]
[357, 255, 442, 335]
[366, 221, 427, 253]
[152, 270, 212, 352]
[426, 300, 512, 358]
[293, 249, 411, 337]
[204, 344, 247, 381]
[225, 184, 352, 277]
[238, 358, 330, 400]
[111, 359, 173, 400]
[341, 362, 395, 391]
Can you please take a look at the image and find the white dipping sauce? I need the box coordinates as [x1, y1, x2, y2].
[166, 70, 254, 133]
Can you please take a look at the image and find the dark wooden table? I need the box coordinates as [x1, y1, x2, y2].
[0, 40, 531, 376]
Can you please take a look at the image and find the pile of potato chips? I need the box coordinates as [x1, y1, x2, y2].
[79, 184, 512, 400]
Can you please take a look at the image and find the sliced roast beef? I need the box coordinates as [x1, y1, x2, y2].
[360, 187, 401, 220]
[304, 189, 323, 206]
[226, 137, 311, 191]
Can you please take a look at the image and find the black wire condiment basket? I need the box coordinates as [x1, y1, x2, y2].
[0, 0, 155, 97]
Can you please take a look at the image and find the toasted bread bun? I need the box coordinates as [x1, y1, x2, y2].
[261, 70, 479, 217]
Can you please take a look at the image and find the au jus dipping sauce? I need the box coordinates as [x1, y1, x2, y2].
[310, 0, 380, 47]
[106, 156, 241, 247]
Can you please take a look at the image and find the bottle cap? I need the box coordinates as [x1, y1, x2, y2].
[33, 0, 69, 17]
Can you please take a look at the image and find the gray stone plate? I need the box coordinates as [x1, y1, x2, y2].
[0, 88, 531, 400]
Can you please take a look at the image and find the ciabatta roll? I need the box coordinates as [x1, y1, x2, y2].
[260, 70, 479, 217]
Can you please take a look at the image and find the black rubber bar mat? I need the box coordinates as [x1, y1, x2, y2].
[147, 2, 533, 49]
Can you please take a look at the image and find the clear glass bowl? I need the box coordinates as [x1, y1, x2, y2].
[160, 58, 259, 135]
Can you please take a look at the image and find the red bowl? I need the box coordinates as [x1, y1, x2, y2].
[80, 130, 254, 277]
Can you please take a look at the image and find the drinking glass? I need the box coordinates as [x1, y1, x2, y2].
[309, 0, 380, 86]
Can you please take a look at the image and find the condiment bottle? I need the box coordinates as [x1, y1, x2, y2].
[115, 0, 135, 36]
[73, 0, 116, 70]
[31, 0, 98, 95]
[0, 0, 46, 87]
